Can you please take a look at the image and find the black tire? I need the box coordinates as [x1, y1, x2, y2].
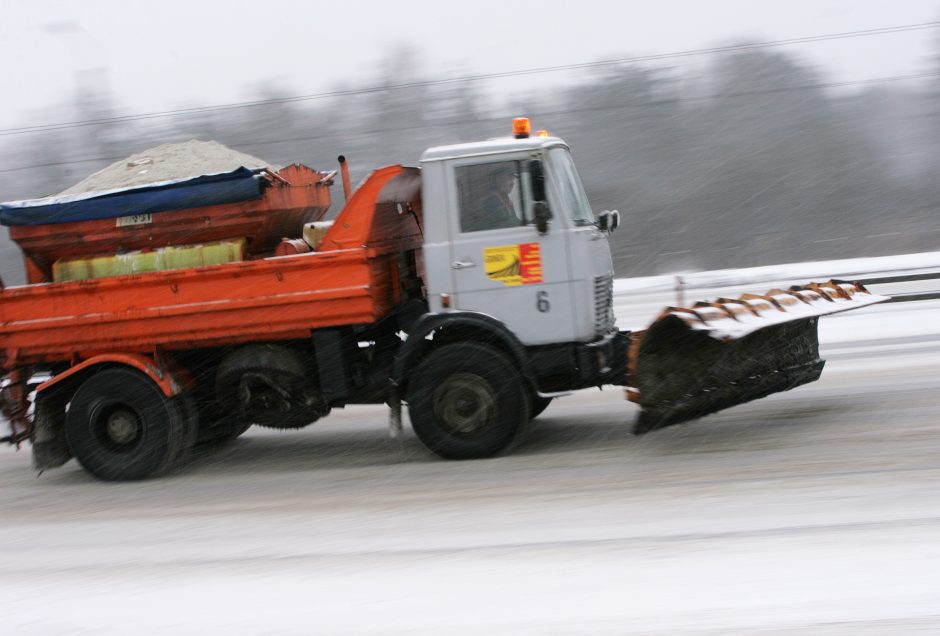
[185, 373, 251, 446]
[215, 344, 321, 430]
[65, 368, 186, 481]
[530, 395, 553, 419]
[222, 419, 253, 442]
[196, 410, 252, 446]
[407, 342, 530, 459]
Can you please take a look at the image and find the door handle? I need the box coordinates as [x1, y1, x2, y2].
[451, 260, 476, 269]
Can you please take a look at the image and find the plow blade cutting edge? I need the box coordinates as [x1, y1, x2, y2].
[627, 280, 888, 434]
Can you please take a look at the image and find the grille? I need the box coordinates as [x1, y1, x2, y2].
[593, 274, 616, 335]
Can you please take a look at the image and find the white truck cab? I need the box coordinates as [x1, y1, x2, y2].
[419, 124, 617, 347]
[392, 120, 628, 460]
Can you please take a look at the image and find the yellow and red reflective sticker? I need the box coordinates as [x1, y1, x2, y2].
[483, 243, 543, 286]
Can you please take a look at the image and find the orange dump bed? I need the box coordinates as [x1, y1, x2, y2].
[0, 166, 423, 371]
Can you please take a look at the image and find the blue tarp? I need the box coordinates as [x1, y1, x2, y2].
[0, 167, 264, 226]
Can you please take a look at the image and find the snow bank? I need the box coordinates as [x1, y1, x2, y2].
[614, 250, 940, 295]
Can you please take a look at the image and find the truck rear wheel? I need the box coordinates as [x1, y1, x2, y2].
[65, 368, 187, 481]
[407, 343, 530, 459]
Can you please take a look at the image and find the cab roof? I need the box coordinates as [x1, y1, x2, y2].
[420, 136, 568, 163]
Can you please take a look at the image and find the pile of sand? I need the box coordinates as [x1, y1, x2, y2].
[59, 140, 279, 196]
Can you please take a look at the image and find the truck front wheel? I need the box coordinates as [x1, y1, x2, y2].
[407, 343, 530, 459]
[65, 368, 187, 481]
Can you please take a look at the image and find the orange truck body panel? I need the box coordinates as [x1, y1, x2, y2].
[0, 165, 423, 371]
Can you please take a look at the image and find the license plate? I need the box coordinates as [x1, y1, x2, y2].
[116, 213, 153, 227]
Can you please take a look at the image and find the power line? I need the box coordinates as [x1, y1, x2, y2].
[1, 69, 936, 176]
[1, 20, 938, 138]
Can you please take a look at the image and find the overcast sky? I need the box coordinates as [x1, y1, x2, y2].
[2, 0, 939, 130]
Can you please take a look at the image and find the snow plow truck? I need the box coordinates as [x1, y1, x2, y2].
[0, 118, 885, 480]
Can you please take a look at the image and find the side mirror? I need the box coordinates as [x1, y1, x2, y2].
[534, 201, 551, 235]
[529, 160, 546, 202]
[528, 159, 551, 235]
[598, 209, 620, 233]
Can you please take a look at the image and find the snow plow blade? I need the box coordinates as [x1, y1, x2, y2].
[628, 280, 887, 434]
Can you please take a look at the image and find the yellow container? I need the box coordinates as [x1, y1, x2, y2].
[52, 259, 91, 282]
[52, 239, 246, 282]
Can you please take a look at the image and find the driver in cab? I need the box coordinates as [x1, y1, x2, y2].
[462, 164, 522, 232]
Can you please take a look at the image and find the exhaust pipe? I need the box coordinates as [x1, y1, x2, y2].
[337, 155, 352, 203]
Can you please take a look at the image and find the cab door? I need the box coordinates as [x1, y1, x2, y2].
[445, 154, 577, 346]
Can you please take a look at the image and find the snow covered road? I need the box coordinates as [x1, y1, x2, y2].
[1, 296, 939, 634]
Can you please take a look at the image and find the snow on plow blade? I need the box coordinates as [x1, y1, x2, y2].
[628, 280, 887, 434]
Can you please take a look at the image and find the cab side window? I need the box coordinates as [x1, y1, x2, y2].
[456, 161, 525, 233]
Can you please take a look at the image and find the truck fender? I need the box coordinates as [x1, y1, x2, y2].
[36, 353, 184, 399]
[391, 311, 537, 395]
[30, 353, 186, 472]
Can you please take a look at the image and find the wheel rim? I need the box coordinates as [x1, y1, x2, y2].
[93, 404, 143, 451]
[432, 372, 497, 437]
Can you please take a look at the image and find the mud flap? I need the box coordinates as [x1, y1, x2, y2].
[31, 393, 72, 471]
[628, 280, 887, 434]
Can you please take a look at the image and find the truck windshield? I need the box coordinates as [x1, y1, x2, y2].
[548, 147, 595, 226]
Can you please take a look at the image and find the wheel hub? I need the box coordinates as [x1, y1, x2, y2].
[433, 373, 496, 436]
[104, 408, 140, 445]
